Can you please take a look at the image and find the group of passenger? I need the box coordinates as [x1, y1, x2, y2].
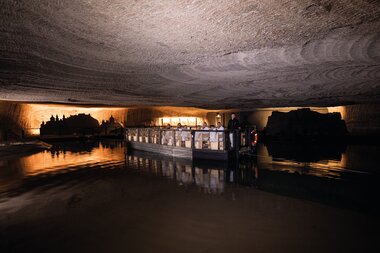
[193, 122, 225, 144]
[165, 121, 226, 131]
[165, 122, 225, 131]
[161, 113, 241, 149]
[199, 121, 225, 131]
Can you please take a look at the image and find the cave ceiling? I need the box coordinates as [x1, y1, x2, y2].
[1, 0, 380, 109]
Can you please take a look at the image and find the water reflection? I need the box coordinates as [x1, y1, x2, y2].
[264, 142, 346, 162]
[125, 151, 226, 194]
[257, 142, 378, 179]
[0, 141, 125, 192]
[0, 140, 378, 213]
[125, 143, 378, 213]
[24, 141, 124, 176]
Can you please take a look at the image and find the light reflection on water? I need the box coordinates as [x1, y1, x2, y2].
[256, 143, 377, 179]
[0, 141, 125, 192]
[0, 140, 378, 212]
[23, 142, 125, 177]
[257, 150, 352, 180]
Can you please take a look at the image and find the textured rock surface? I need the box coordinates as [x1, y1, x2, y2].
[0, 101, 27, 140]
[341, 104, 380, 135]
[1, 0, 380, 108]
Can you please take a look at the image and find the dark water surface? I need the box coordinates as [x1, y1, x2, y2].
[0, 140, 379, 252]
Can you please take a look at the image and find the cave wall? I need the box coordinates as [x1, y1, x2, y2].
[124, 105, 380, 136]
[2, 101, 380, 140]
[0, 101, 29, 141]
[22, 104, 126, 132]
[328, 104, 380, 136]
[240, 108, 329, 131]
[124, 108, 239, 128]
[124, 107, 211, 127]
[241, 110, 273, 130]
[0, 101, 128, 140]
[239, 105, 380, 137]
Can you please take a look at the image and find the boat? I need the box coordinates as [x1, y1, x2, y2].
[124, 127, 239, 160]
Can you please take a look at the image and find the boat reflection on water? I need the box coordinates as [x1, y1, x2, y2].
[125, 150, 226, 194]
[126, 142, 378, 213]
[0, 140, 378, 213]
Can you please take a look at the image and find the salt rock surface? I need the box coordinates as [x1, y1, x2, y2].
[0, 0, 380, 108]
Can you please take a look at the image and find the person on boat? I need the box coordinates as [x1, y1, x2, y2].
[175, 123, 183, 146]
[227, 113, 240, 149]
[162, 124, 172, 145]
[216, 122, 225, 143]
[194, 125, 201, 143]
[216, 122, 224, 131]
[209, 125, 218, 142]
[200, 122, 210, 148]
[181, 125, 189, 143]
[201, 122, 209, 130]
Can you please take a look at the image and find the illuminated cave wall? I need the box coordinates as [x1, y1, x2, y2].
[117, 103, 380, 135]
[0, 102, 127, 139]
[2, 101, 380, 140]
[23, 104, 126, 135]
[124, 107, 213, 127]
[328, 104, 380, 136]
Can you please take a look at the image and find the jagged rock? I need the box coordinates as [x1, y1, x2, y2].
[265, 108, 347, 140]
[40, 113, 99, 136]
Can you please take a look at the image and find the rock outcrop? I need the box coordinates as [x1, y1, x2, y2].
[265, 108, 347, 140]
[40, 114, 99, 136]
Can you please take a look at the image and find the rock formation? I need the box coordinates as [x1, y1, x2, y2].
[40, 114, 99, 136]
[264, 108, 348, 140]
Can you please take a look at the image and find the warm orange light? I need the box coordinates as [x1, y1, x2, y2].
[29, 128, 40, 136]
[20, 143, 125, 177]
[327, 106, 346, 120]
[258, 144, 348, 179]
[158, 116, 204, 126]
[21, 104, 126, 135]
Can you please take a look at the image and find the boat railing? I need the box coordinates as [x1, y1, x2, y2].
[125, 128, 239, 151]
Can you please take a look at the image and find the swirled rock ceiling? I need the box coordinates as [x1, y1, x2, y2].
[1, 0, 380, 108]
